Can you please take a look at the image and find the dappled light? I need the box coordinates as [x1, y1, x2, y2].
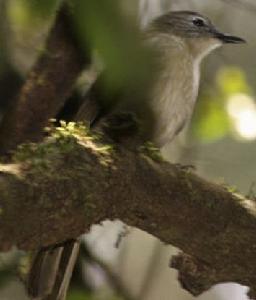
[192, 67, 255, 143]
[227, 93, 256, 140]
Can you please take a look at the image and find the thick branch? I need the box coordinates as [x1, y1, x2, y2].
[0, 6, 87, 153]
[0, 133, 255, 298]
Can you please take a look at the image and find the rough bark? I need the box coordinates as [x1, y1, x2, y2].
[0, 131, 255, 298]
[0, 6, 88, 154]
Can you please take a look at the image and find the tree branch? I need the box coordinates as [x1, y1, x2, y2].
[0, 5, 88, 154]
[0, 131, 255, 298]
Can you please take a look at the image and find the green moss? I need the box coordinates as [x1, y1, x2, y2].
[15, 122, 87, 159]
[13, 122, 88, 171]
[139, 142, 163, 162]
[221, 182, 239, 194]
[13, 137, 75, 172]
[176, 168, 201, 203]
[46, 120, 90, 139]
[13, 121, 115, 176]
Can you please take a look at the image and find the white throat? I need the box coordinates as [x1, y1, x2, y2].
[190, 37, 222, 65]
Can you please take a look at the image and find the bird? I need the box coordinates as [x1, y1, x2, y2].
[27, 10, 245, 300]
[76, 10, 245, 147]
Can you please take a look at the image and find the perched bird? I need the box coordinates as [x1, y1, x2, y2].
[143, 11, 245, 146]
[76, 10, 245, 147]
[28, 11, 245, 300]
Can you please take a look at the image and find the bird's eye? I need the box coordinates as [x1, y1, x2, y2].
[192, 18, 205, 27]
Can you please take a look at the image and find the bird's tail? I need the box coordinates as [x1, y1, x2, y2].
[27, 240, 80, 300]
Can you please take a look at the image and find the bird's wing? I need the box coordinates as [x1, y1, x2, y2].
[75, 72, 125, 128]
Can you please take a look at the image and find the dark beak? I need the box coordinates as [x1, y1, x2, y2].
[214, 31, 246, 44]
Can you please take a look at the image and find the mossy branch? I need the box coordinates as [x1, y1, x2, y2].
[0, 124, 255, 298]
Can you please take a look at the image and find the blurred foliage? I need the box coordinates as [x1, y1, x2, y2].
[67, 287, 124, 300]
[23, 0, 62, 18]
[216, 67, 252, 96]
[192, 66, 254, 143]
[8, 0, 60, 27]
[67, 288, 92, 300]
[0, 268, 15, 287]
[0, 251, 23, 288]
[71, 0, 153, 93]
[5, 0, 62, 73]
[5, 0, 154, 110]
[192, 89, 229, 143]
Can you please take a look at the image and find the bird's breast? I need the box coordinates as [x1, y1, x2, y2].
[150, 57, 200, 147]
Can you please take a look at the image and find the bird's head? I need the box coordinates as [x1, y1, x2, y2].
[148, 11, 246, 61]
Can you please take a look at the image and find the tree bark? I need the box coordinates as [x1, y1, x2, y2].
[0, 133, 255, 298]
[0, 6, 88, 154]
